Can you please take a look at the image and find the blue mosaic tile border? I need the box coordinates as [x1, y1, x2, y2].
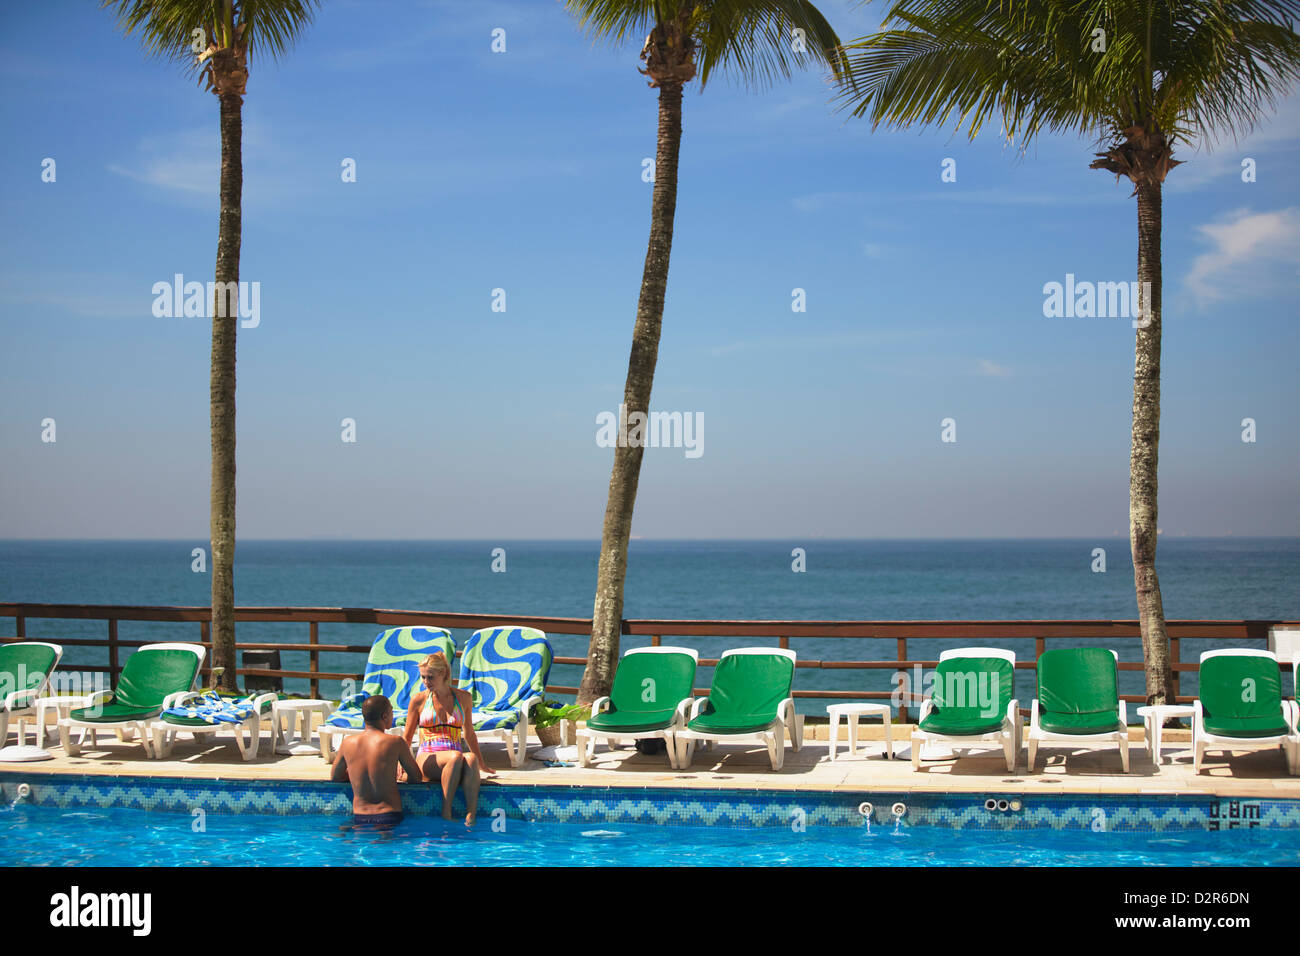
[1, 772, 1296, 831]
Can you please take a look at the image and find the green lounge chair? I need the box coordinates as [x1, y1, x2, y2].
[577, 646, 698, 769]
[59, 643, 205, 758]
[674, 648, 800, 771]
[0, 641, 62, 748]
[1027, 647, 1129, 772]
[911, 647, 1020, 772]
[1194, 649, 1297, 775]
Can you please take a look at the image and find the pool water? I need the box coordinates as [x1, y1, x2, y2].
[3, 805, 1300, 866]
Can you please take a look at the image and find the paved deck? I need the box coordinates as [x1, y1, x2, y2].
[8, 723, 1300, 799]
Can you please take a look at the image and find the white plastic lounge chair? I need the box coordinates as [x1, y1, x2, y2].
[149, 691, 278, 761]
[674, 648, 801, 771]
[458, 626, 552, 768]
[911, 647, 1020, 772]
[317, 626, 455, 761]
[1027, 647, 1130, 773]
[1193, 649, 1297, 774]
[577, 646, 698, 768]
[0, 641, 63, 747]
[60, 643, 205, 758]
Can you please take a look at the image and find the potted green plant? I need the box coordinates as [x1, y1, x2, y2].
[532, 700, 590, 747]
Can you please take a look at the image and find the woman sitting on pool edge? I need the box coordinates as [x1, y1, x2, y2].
[403, 651, 495, 825]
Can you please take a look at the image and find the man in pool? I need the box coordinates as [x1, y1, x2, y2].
[329, 694, 422, 829]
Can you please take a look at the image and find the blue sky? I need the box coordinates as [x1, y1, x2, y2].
[1, 0, 1297, 539]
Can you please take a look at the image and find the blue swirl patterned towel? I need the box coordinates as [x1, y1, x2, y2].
[459, 626, 553, 731]
[323, 627, 455, 730]
[162, 691, 262, 725]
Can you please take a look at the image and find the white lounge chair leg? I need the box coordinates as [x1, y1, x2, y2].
[1027, 739, 1039, 772]
[1194, 739, 1205, 774]
[911, 736, 922, 771]
[1120, 736, 1130, 773]
[319, 730, 332, 762]
[792, 714, 804, 752]
[1003, 737, 1015, 772]
[136, 723, 154, 758]
[61, 722, 78, 756]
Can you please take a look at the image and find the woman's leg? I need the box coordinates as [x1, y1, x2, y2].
[460, 751, 482, 825]
[423, 751, 464, 819]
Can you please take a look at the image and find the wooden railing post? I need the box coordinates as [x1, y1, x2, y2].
[1170, 636, 1181, 703]
[309, 621, 320, 699]
[650, 634, 661, 647]
[200, 620, 211, 683]
[108, 619, 119, 687]
[896, 636, 908, 723]
[15, 615, 25, 638]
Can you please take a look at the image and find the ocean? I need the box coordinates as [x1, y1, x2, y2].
[2, 538, 1297, 708]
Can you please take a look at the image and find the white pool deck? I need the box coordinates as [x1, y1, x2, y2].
[6, 721, 1300, 799]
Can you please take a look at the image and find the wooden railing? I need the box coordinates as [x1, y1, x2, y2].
[1, 603, 1294, 721]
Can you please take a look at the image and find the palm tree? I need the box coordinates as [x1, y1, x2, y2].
[105, 0, 318, 691]
[565, 1, 849, 703]
[838, 0, 1300, 705]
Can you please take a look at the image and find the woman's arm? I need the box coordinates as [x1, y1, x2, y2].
[402, 691, 422, 745]
[459, 688, 495, 776]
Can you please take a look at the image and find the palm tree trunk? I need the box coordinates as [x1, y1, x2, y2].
[210, 88, 242, 693]
[578, 80, 684, 705]
[1131, 180, 1174, 706]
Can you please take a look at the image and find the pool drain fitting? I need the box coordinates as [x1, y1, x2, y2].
[857, 802, 873, 817]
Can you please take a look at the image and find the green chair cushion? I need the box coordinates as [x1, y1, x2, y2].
[590, 651, 697, 734]
[0, 643, 59, 705]
[918, 712, 1006, 736]
[1038, 710, 1124, 735]
[115, 648, 202, 711]
[1037, 647, 1122, 734]
[687, 711, 777, 735]
[1199, 654, 1289, 738]
[686, 652, 793, 735]
[921, 656, 1013, 735]
[1202, 714, 1290, 738]
[69, 702, 160, 723]
[586, 709, 676, 733]
[69, 647, 201, 724]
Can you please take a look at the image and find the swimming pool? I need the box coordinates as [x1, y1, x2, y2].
[4, 802, 1300, 866]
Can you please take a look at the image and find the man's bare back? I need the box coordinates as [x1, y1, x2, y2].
[330, 699, 421, 821]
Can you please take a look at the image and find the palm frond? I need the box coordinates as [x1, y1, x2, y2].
[836, 0, 1300, 153]
[103, 0, 318, 67]
[564, 0, 848, 89]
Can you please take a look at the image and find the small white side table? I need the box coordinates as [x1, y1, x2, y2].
[272, 699, 333, 756]
[1136, 704, 1195, 765]
[34, 696, 95, 750]
[827, 703, 894, 760]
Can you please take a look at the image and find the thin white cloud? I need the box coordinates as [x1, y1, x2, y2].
[1185, 207, 1300, 304]
[976, 358, 1011, 377]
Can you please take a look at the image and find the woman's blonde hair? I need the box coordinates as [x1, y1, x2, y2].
[420, 651, 451, 680]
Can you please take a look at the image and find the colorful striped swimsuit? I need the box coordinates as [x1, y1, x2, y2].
[418, 691, 466, 754]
